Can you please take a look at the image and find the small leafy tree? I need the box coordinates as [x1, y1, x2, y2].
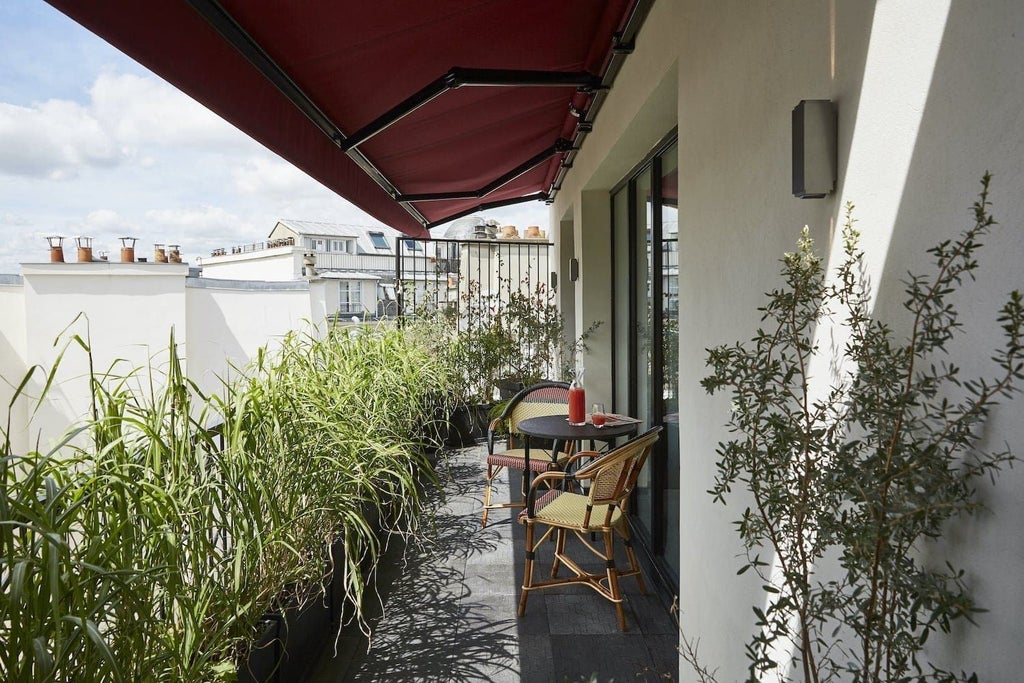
[701, 175, 1023, 681]
[413, 272, 599, 404]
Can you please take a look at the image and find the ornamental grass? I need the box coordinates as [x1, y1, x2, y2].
[1, 320, 451, 682]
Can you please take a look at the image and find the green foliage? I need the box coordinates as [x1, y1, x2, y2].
[701, 175, 1022, 682]
[0, 320, 446, 681]
[416, 272, 600, 404]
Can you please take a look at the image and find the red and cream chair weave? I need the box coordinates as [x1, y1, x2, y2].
[481, 381, 571, 528]
[517, 426, 661, 631]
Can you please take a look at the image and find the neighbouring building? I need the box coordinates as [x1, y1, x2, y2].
[200, 218, 554, 320]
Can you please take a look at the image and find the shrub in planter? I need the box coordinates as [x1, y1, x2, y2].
[404, 273, 599, 419]
[695, 177, 1023, 681]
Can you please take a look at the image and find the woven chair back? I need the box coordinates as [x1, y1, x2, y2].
[505, 382, 570, 434]
[576, 427, 662, 508]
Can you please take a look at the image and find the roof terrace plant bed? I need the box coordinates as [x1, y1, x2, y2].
[0, 319, 454, 681]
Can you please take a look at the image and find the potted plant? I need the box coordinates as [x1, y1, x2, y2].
[693, 177, 1023, 681]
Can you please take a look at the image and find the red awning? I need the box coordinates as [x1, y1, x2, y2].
[45, 0, 649, 237]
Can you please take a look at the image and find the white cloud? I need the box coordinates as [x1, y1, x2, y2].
[89, 72, 246, 151]
[232, 157, 314, 199]
[0, 100, 122, 178]
[142, 206, 258, 258]
[80, 208, 125, 230]
[0, 71, 255, 182]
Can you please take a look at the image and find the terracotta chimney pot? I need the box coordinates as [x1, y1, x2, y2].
[119, 236, 137, 263]
[46, 235, 65, 263]
[76, 236, 93, 263]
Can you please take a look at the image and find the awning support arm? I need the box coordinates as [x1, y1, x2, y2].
[185, 0, 431, 226]
[424, 193, 551, 230]
[397, 138, 573, 203]
[342, 68, 602, 152]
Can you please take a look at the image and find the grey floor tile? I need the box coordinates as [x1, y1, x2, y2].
[305, 444, 679, 682]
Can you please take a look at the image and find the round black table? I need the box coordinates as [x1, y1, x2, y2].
[517, 414, 640, 489]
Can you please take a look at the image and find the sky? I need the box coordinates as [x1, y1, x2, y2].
[0, 2, 549, 275]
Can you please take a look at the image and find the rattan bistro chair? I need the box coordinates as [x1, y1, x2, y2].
[481, 381, 571, 528]
[517, 426, 662, 631]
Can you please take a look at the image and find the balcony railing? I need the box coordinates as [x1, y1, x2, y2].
[210, 236, 295, 257]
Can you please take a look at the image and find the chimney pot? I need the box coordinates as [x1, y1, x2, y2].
[75, 236, 93, 262]
[119, 236, 137, 263]
[46, 235, 65, 263]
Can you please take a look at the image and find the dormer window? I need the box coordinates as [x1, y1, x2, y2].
[331, 239, 356, 253]
[403, 239, 422, 251]
[369, 232, 389, 249]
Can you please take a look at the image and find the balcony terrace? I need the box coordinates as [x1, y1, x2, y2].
[308, 443, 679, 682]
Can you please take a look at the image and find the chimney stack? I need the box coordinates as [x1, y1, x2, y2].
[75, 236, 93, 263]
[154, 243, 168, 263]
[119, 236, 137, 263]
[46, 235, 65, 263]
[168, 244, 182, 263]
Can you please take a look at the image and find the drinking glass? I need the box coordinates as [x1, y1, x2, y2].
[591, 402, 606, 428]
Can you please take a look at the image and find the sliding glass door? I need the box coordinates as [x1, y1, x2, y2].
[611, 133, 679, 589]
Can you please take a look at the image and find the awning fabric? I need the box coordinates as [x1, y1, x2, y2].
[45, 0, 648, 237]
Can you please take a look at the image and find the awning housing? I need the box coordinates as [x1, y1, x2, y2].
[46, 0, 650, 237]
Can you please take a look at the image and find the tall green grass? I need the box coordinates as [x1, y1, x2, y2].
[1, 320, 451, 681]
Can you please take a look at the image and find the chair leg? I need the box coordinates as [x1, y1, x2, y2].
[618, 520, 648, 595]
[604, 529, 627, 631]
[481, 463, 503, 528]
[518, 521, 536, 617]
[551, 528, 566, 578]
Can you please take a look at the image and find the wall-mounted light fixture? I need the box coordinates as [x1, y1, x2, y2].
[569, 257, 580, 282]
[792, 99, 837, 198]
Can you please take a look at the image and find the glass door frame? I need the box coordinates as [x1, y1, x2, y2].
[610, 128, 678, 592]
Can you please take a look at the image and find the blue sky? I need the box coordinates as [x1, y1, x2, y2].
[0, 2, 546, 274]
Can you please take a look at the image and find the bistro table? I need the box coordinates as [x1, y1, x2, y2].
[516, 414, 641, 494]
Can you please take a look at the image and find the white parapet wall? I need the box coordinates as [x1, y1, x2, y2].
[199, 245, 304, 281]
[184, 277, 329, 398]
[1, 263, 330, 452]
[0, 275, 29, 455]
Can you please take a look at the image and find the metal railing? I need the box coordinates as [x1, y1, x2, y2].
[210, 236, 295, 257]
[395, 236, 553, 324]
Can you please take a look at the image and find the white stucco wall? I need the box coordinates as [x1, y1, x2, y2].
[184, 278, 326, 398]
[0, 278, 28, 454]
[553, 0, 1024, 679]
[200, 248, 301, 281]
[1, 267, 331, 450]
[19, 263, 190, 450]
[678, 3, 1024, 680]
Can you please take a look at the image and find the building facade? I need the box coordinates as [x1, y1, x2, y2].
[552, 2, 1024, 680]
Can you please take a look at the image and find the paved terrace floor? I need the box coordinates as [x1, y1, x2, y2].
[308, 443, 679, 682]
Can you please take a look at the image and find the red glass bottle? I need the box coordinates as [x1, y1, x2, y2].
[568, 370, 586, 426]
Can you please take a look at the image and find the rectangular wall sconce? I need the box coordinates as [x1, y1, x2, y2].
[568, 257, 579, 282]
[792, 99, 837, 198]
